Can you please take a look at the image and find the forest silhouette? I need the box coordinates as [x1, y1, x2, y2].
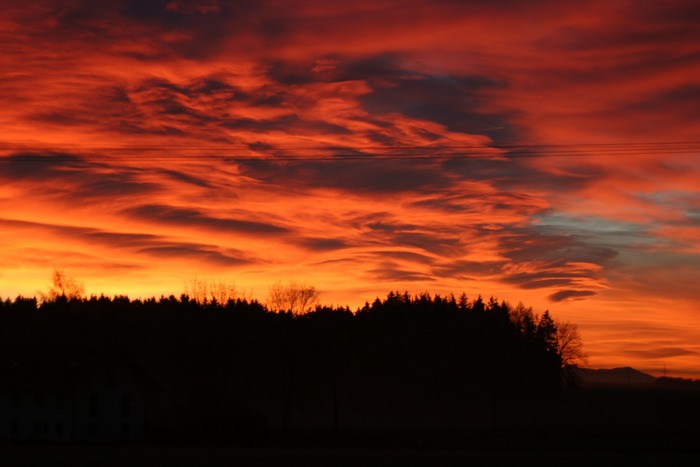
[1, 282, 699, 451]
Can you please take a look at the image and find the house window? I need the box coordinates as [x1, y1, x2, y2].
[122, 394, 131, 418]
[106, 371, 116, 388]
[89, 394, 99, 418]
[121, 423, 131, 439]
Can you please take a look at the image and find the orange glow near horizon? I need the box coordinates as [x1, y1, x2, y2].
[2, 1, 700, 378]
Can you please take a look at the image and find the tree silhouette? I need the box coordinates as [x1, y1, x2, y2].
[39, 267, 85, 302]
[536, 310, 558, 353]
[0, 286, 592, 441]
[267, 280, 320, 315]
[556, 320, 587, 367]
[184, 277, 239, 305]
[510, 302, 537, 339]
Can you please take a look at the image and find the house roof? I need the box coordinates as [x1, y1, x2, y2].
[0, 349, 147, 391]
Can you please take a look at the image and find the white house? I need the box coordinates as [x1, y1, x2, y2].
[0, 352, 146, 442]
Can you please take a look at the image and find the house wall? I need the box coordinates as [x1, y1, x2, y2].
[0, 390, 72, 441]
[72, 363, 145, 441]
[0, 361, 145, 442]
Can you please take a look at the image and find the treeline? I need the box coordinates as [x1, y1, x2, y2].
[0, 291, 581, 441]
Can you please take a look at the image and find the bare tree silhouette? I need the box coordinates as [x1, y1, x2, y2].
[556, 320, 587, 367]
[267, 280, 320, 315]
[184, 276, 239, 304]
[39, 267, 85, 302]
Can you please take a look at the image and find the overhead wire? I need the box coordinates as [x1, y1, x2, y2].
[0, 141, 699, 162]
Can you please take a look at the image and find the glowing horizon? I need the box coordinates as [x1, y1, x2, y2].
[1, 1, 699, 378]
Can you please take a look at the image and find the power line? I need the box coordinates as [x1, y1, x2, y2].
[1, 141, 699, 150]
[1, 141, 699, 162]
[2, 152, 698, 162]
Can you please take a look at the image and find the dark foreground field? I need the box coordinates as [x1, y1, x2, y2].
[2, 429, 699, 467]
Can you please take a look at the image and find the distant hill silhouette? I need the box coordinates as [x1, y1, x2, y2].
[575, 366, 657, 387]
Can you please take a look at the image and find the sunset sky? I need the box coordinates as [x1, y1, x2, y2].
[1, 0, 699, 377]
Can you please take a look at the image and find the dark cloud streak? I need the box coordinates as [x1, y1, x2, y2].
[124, 204, 289, 235]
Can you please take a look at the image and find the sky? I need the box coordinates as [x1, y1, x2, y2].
[1, 0, 699, 377]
